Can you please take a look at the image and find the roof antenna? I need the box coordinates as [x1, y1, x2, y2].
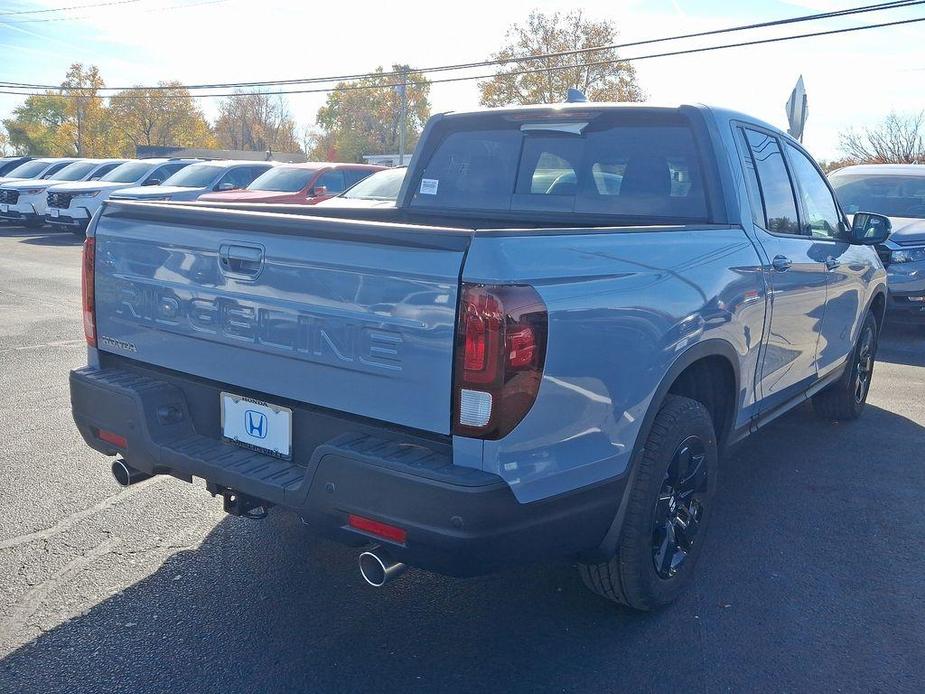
[566, 88, 588, 103]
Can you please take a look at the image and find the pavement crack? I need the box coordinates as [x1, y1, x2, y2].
[0, 536, 121, 647]
[0, 481, 156, 552]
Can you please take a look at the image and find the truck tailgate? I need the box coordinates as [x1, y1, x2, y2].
[92, 203, 471, 434]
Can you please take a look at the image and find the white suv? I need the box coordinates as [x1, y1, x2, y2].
[0, 159, 126, 228]
[45, 158, 199, 234]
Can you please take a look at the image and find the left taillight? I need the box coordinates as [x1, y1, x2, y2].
[452, 283, 548, 440]
[82, 237, 96, 347]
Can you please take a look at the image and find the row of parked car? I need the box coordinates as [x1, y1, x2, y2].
[0, 155, 407, 235]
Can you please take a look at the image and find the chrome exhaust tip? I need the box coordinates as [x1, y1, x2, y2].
[358, 546, 407, 587]
[111, 459, 152, 487]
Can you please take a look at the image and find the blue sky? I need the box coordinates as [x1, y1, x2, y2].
[0, 0, 923, 159]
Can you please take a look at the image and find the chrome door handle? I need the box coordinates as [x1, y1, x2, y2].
[772, 255, 792, 272]
[824, 256, 840, 271]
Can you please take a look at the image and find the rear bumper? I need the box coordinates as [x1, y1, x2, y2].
[70, 358, 621, 576]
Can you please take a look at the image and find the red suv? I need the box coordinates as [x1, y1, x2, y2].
[197, 162, 384, 205]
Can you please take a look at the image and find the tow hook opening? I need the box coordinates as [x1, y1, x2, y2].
[207, 483, 270, 520]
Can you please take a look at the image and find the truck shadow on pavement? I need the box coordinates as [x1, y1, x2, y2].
[1, 403, 923, 694]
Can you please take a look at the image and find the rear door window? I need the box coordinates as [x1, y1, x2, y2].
[409, 116, 709, 222]
[740, 128, 801, 235]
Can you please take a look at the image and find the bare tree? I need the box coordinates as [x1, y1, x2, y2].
[478, 10, 644, 107]
[214, 91, 300, 153]
[840, 111, 925, 164]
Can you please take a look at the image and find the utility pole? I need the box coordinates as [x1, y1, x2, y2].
[398, 65, 408, 165]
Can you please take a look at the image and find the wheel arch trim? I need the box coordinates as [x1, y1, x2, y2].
[588, 338, 740, 560]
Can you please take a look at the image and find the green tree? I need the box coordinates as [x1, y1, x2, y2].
[311, 65, 431, 162]
[109, 82, 216, 155]
[478, 10, 644, 107]
[60, 63, 116, 156]
[213, 90, 300, 154]
[1, 93, 71, 155]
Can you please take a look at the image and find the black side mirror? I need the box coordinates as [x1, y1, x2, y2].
[850, 212, 892, 245]
[143, 178, 162, 186]
[310, 185, 328, 197]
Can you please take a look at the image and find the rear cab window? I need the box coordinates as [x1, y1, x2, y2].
[408, 109, 712, 224]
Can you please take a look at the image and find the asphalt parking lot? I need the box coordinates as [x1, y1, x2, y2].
[0, 224, 923, 694]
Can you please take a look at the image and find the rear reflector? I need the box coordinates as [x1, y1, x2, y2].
[97, 429, 127, 449]
[347, 514, 408, 544]
[81, 237, 96, 347]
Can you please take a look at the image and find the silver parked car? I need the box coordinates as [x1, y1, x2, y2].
[830, 164, 925, 322]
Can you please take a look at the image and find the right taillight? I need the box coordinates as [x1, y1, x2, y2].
[82, 237, 96, 347]
[452, 283, 547, 440]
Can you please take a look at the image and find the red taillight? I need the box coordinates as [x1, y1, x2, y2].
[461, 288, 502, 383]
[347, 514, 408, 544]
[453, 283, 547, 440]
[97, 429, 127, 449]
[82, 237, 96, 347]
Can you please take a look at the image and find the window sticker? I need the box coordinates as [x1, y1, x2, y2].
[419, 178, 439, 195]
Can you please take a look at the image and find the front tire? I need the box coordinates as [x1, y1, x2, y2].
[578, 395, 718, 610]
[812, 311, 879, 421]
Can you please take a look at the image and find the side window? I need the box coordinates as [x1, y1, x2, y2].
[737, 129, 765, 227]
[89, 162, 120, 180]
[219, 167, 254, 189]
[247, 166, 270, 183]
[785, 144, 842, 240]
[147, 165, 175, 184]
[40, 162, 70, 179]
[345, 169, 373, 186]
[742, 128, 801, 235]
[162, 163, 187, 179]
[316, 170, 346, 193]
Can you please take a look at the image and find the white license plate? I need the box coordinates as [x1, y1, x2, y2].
[49, 208, 59, 217]
[221, 393, 292, 459]
[0, 204, 7, 213]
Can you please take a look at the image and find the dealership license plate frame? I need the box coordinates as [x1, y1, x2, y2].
[220, 392, 292, 460]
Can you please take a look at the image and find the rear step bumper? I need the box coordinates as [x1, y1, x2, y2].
[70, 362, 622, 577]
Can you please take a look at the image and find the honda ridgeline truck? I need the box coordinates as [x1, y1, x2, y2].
[70, 102, 891, 610]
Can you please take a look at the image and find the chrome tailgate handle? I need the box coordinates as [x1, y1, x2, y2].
[219, 243, 264, 279]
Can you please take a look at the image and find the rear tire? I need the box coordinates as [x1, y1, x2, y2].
[578, 395, 718, 610]
[812, 312, 878, 421]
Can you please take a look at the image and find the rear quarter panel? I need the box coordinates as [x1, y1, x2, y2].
[458, 226, 768, 503]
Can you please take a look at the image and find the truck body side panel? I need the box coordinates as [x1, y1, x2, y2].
[460, 226, 768, 503]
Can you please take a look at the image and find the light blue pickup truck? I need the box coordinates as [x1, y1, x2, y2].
[70, 102, 891, 610]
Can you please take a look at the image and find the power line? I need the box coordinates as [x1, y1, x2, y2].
[1, 14, 921, 101]
[0, 0, 920, 90]
[0, 0, 225, 22]
[0, 0, 144, 16]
